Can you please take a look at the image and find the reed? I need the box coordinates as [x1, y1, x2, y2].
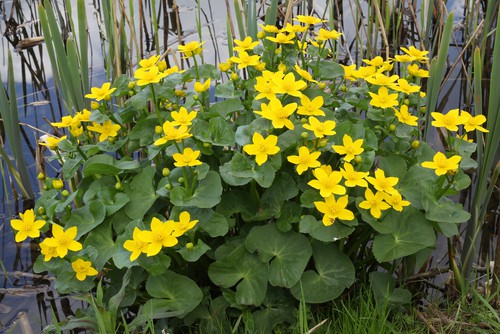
[0, 50, 34, 200]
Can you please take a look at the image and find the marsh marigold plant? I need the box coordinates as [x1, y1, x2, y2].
[14, 13, 487, 332]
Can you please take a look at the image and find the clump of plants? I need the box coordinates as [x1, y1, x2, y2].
[11, 14, 487, 332]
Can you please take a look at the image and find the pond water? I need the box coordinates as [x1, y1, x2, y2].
[0, 0, 491, 332]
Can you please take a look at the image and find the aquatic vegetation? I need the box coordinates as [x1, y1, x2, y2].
[8, 11, 493, 332]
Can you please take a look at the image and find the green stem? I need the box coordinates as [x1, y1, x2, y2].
[149, 83, 162, 124]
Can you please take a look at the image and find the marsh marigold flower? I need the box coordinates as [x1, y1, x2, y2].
[400, 46, 429, 63]
[10, 209, 45, 242]
[332, 134, 364, 162]
[297, 95, 325, 116]
[178, 41, 205, 58]
[243, 132, 280, 166]
[43, 224, 82, 258]
[173, 147, 203, 167]
[72, 259, 98, 281]
[139, 217, 178, 257]
[123, 227, 150, 261]
[431, 109, 465, 132]
[266, 32, 295, 44]
[460, 111, 488, 133]
[359, 188, 391, 219]
[85, 82, 116, 101]
[233, 36, 259, 53]
[88, 120, 121, 142]
[384, 192, 410, 211]
[287, 146, 321, 175]
[255, 98, 297, 130]
[194, 78, 211, 93]
[365, 73, 399, 86]
[394, 105, 418, 126]
[315, 28, 342, 41]
[314, 195, 354, 226]
[230, 51, 260, 69]
[40, 242, 58, 262]
[254, 76, 277, 100]
[154, 121, 192, 146]
[134, 66, 168, 86]
[293, 15, 326, 25]
[308, 168, 345, 197]
[39, 135, 67, 150]
[421, 152, 461, 176]
[271, 72, 306, 97]
[366, 169, 399, 194]
[407, 64, 429, 78]
[303, 116, 336, 138]
[294, 65, 318, 83]
[139, 55, 160, 69]
[368, 86, 399, 109]
[172, 211, 198, 237]
[340, 162, 369, 187]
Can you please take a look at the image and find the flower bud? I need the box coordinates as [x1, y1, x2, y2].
[389, 124, 397, 132]
[52, 179, 64, 189]
[193, 95, 199, 101]
[155, 125, 163, 134]
[403, 99, 410, 105]
[318, 139, 328, 148]
[115, 182, 122, 190]
[175, 89, 186, 97]
[230, 73, 239, 81]
[37, 173, 46, 180]
[218, 62, 230, 72]
[354, 156, 363, 164]
[61, 190, 69, 197]
[178, 177, 185, 183]
[128, 81, 136, 89]
[37, 207, 45, 215]
[257, 31, 266, 39]
[186, 242, 194, 250]
[203, 142, 212, 148]
[162, 168, 171, 176]
[318, 82, 327, 90]
[411, 140, 420, 149]
[90, 101, 100, 110]
[165, 184, 172, 190]
[104, 94, 111, 101]
[301, 132, 309, 139]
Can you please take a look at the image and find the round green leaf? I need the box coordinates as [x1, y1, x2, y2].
[208, 244, 268, 306]
[245, 223, 311, 288]
[170, 171, 222, 208]
[145, 270, 203, 316]
[291, 240, 355, 303]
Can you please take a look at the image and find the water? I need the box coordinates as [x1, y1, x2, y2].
[0, 0, 494, 332]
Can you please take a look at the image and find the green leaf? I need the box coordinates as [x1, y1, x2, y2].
[192, 117, 235, 147]
[170, 171, 222, 208]
[208, 244, 269, 306]
[370, 272, 411, 307]
[145, 270, 203, 316]
[215, 82, 243, 98]
[276, 201, 301, 232]
[83, 221, 116, 269]
[223, 152, 277, 188]
[372, 207, 436, 262]
[291, 240, 354, 303]
[189, 208, 229, 237]
[378, 154, 407, 180]
[317, 60, 344, 79]
[83, 154, 120, 177]
[245, 223, 312, 288]
[137, 253, 171, 276]
[62, 156, 84, 178]
[424, 196, 471, 224]
[178, 239, 211, 262]
[65, 201, 106, 238]
[210, 98, 244, 118]
[299, 215, 355, 241]
[124, 166, 158, 220]
[128, 117, 157, 146]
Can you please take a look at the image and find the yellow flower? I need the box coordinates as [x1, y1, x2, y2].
[230, 51, 260, 69]
[293, 15, 326, 25]
[39, 135, 67, 150]
[233, 36, 259, 53]
[43, 224, 82, 258]
[332, 134, 364, 162]
[172, 211, 198, 237]
[407, 64, 429, 78]
[287, 146, 321, 175]
[271, 72, 306, 97]
[70, 124, 84, 137]
[315, 28, 342, 41]
[282, 22, 308, 34]
[460, 111, 488, 133]
[173, 147, 203, 167]
[394, 105, 418, 126]
[431, 109, 466, 132]
[40, 241, 58, 262]
[362, 56, 385, 67]
[384, 191, 410, 212]
[352, 66, 377, 79]
[243, 132, 280, 166]
[72, 259, 98, 281]
[368, 86, 399, 109]
[303, 116, 336, 138]
[123, 227, 150, 261]
[391, 78, 421, 94]
[258, 24, 280, 33]
[85, 82, 116, 101]
[308, 168, 345, 197]
[341, 64, 357, 81]
[254, 76, 277, 100]
[154, 121, 192, 146]
[394, 54, 413, 63]
[365, 169, 399, 194]
[297, 95, 325, 116]
[164, 65, 181, 75]
[340, 162, 369, 187]
[88, 120, 121, 142]
[314, 195, 354, 226]
[51, 115, 80, 128]
[359, 188, 391, 219]
[194, 78, 211, 93]
[293, 65, 318, 83]
[178, 41, 205, 58]
[10, 209, 45, 242]
[254, 98, 296, 130]
[139, 217, 178, 257]
[218, 62, 231, 72]
[365, 73, 399, 86]
[400, 46, 429, 63]
[139, 54, 160, 69]
[171, 107, 197, 127]
[134, 66, 168, 86]
[77, 108, 92, 122]
[266, 32, 295, 44]
[421, 152, 461, 176]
